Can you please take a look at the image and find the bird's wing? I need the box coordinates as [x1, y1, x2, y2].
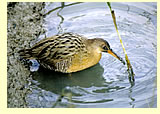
[30, 33, 87, 61]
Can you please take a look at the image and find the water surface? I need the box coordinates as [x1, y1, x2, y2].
[27, 2, 157, 108]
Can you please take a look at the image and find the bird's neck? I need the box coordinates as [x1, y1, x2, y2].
[86, 39, 102, 64]
[86, 39, 102, 53]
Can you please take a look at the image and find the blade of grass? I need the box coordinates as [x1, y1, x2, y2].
[107, 2, 135, 83]
[44, 2, 83, 16]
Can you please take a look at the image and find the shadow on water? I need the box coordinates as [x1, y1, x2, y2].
[32, 63, 105, 94]
[26, 2, 157, 108]
[57, 3, 64, 34]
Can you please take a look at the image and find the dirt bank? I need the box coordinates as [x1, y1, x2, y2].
[7, 2, 45, 107]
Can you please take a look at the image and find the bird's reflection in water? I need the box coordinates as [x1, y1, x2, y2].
[32, 63, 105, 94]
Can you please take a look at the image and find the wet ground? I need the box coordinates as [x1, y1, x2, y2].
[7, 2, 157, 108]
[7, 2, 45, 107]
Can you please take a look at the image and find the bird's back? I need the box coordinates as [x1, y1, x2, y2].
[19, 33, 91, 73]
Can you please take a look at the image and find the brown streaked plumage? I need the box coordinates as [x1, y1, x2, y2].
[19, 33, 124, 73]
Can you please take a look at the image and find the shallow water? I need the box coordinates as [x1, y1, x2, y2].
[27, 2, 157, 108]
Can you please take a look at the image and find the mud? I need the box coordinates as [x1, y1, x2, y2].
[7, 2, 45, 107]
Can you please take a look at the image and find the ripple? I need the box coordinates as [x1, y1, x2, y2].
[28, 2, 157, 108]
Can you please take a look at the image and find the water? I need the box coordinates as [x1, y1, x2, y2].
[27, 2, 157, 108]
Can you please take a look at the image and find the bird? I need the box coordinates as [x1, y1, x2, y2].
[19, 32, 125, 73]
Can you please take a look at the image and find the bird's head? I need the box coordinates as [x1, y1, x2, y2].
[90, 38, 125, 64]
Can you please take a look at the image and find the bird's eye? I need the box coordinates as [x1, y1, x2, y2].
[103, 46, 108, 50]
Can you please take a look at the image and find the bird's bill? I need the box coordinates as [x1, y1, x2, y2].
[107, 50, 125, 65]
[107, 50, 120, 60]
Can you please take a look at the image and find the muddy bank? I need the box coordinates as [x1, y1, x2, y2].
[7, 2, 45, 107]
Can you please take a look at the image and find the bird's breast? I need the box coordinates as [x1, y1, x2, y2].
[66, 50, 102, 73]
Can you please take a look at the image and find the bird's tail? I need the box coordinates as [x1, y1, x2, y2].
[18, 49, 34, 59]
